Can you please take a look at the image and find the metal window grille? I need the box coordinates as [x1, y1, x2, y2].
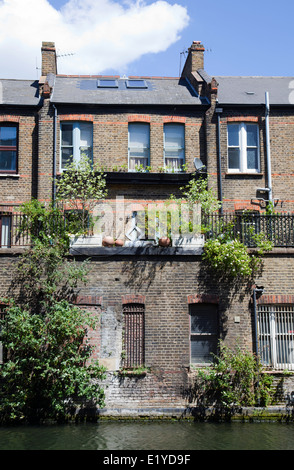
[123, 303, 145, 368]
[258, 305, 294, 370]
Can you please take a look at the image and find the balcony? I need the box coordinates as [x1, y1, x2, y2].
[2, 211, 294, 251]
[203, 213, 294, 248]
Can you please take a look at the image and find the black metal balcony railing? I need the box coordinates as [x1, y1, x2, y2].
[203, 213, 294, 248]
[1, 211, 294, 249]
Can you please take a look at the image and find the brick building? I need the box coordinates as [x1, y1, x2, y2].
[1, 41, 294, 413]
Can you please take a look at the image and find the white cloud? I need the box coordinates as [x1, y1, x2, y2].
[0, 0, 189, 78]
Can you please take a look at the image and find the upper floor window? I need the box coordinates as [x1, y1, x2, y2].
[0, 125, 18, 173]
[164, 123, 185, 172]
[60, 122, 93, 170]
[128, 123, 150, 171]
[227, 123, 260, 173]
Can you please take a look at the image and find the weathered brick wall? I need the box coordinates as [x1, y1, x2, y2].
[54, 105, 205, 174]
[1, 249, 294, 407]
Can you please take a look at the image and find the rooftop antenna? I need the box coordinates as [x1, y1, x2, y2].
[179, 48, 188, 76]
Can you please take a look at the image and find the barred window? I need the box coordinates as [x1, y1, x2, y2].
[258, 304, 294, 370]
[123, 303, 145, 368]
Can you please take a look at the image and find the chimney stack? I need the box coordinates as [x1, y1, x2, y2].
[181, 41, 205, 79]
[41, 41, 57, 76]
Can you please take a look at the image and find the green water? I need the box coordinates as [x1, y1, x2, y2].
[0, 420, 294, 450]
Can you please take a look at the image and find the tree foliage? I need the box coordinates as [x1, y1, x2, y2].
[0, 201, 106, 424]
[56, 155, 107, 234]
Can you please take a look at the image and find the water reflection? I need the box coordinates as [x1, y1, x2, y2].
[1, 421, 294, 450]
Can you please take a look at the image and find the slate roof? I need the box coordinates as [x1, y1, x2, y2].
[214, 76, 294, 106]
[50, 75, 207, 106]
[0, 79, 40, 106]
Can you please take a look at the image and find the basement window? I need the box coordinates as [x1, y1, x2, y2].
[258, 304, 294, 371]
[190, 303, 219, 364]
[123, 303, 145, 368]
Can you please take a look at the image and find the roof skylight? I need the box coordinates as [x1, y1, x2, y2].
[126, 79, 148, 89]
[97, 79, 118, 88]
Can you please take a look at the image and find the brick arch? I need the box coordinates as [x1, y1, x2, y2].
[256, 295, 294, 305]
[163, 116, 186, 124]
[59, 114, 94, 122]
[0, 116, 20, 122]
[128, 115, 151, 123]
[187, 294, 219, 304]
[122, 294, 146, 305]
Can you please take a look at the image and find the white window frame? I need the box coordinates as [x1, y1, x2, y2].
[227, 122, 260, 173]
[128, 123, 150, 171]
[164, 123, 185, 172]
[0, 214, 11, 248]
[60, 122, 93, 171]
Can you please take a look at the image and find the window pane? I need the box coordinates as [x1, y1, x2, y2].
[129, 123, 150, 148]
[61, 148, 73, 168]
[228, 148, 240, 169]
[228, 125, 239, 146]
[1, 216, 11, 248]
[190, 304, 218, 364]
[247, 148, 258, 170]
[191, 336, 217, 364]
[165, 157, 184, 171]
[80, 122, 92, 148]
[191, 304, 218, 334]
[164, 124, 185, 169]
[0, 150, 16, 171]
[129, 123, 150, 169]
[164, 124, 185, 149]
[0, 126, 17, 147]
[246, 124, 258, 147]
[61, 124, 73, 146]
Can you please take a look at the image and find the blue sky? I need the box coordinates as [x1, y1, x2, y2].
[0, 0, 294, 79]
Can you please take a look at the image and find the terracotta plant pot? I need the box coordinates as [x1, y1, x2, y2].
[158, 237, 171, 247]
[102, 236, 115, 247]
[115, 239, 124, 247]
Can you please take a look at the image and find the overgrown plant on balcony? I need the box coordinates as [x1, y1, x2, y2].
[203, 223, 273, 279]
[0, 200, 106, 424]
[56, 154, 107, 236]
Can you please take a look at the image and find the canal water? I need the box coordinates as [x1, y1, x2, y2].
[1, 420, 294, 451]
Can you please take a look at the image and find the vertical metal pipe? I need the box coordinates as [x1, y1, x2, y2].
[265, 92, 273, 204]
[216, 109, 223, 214]
[52, 104, 57, 206]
